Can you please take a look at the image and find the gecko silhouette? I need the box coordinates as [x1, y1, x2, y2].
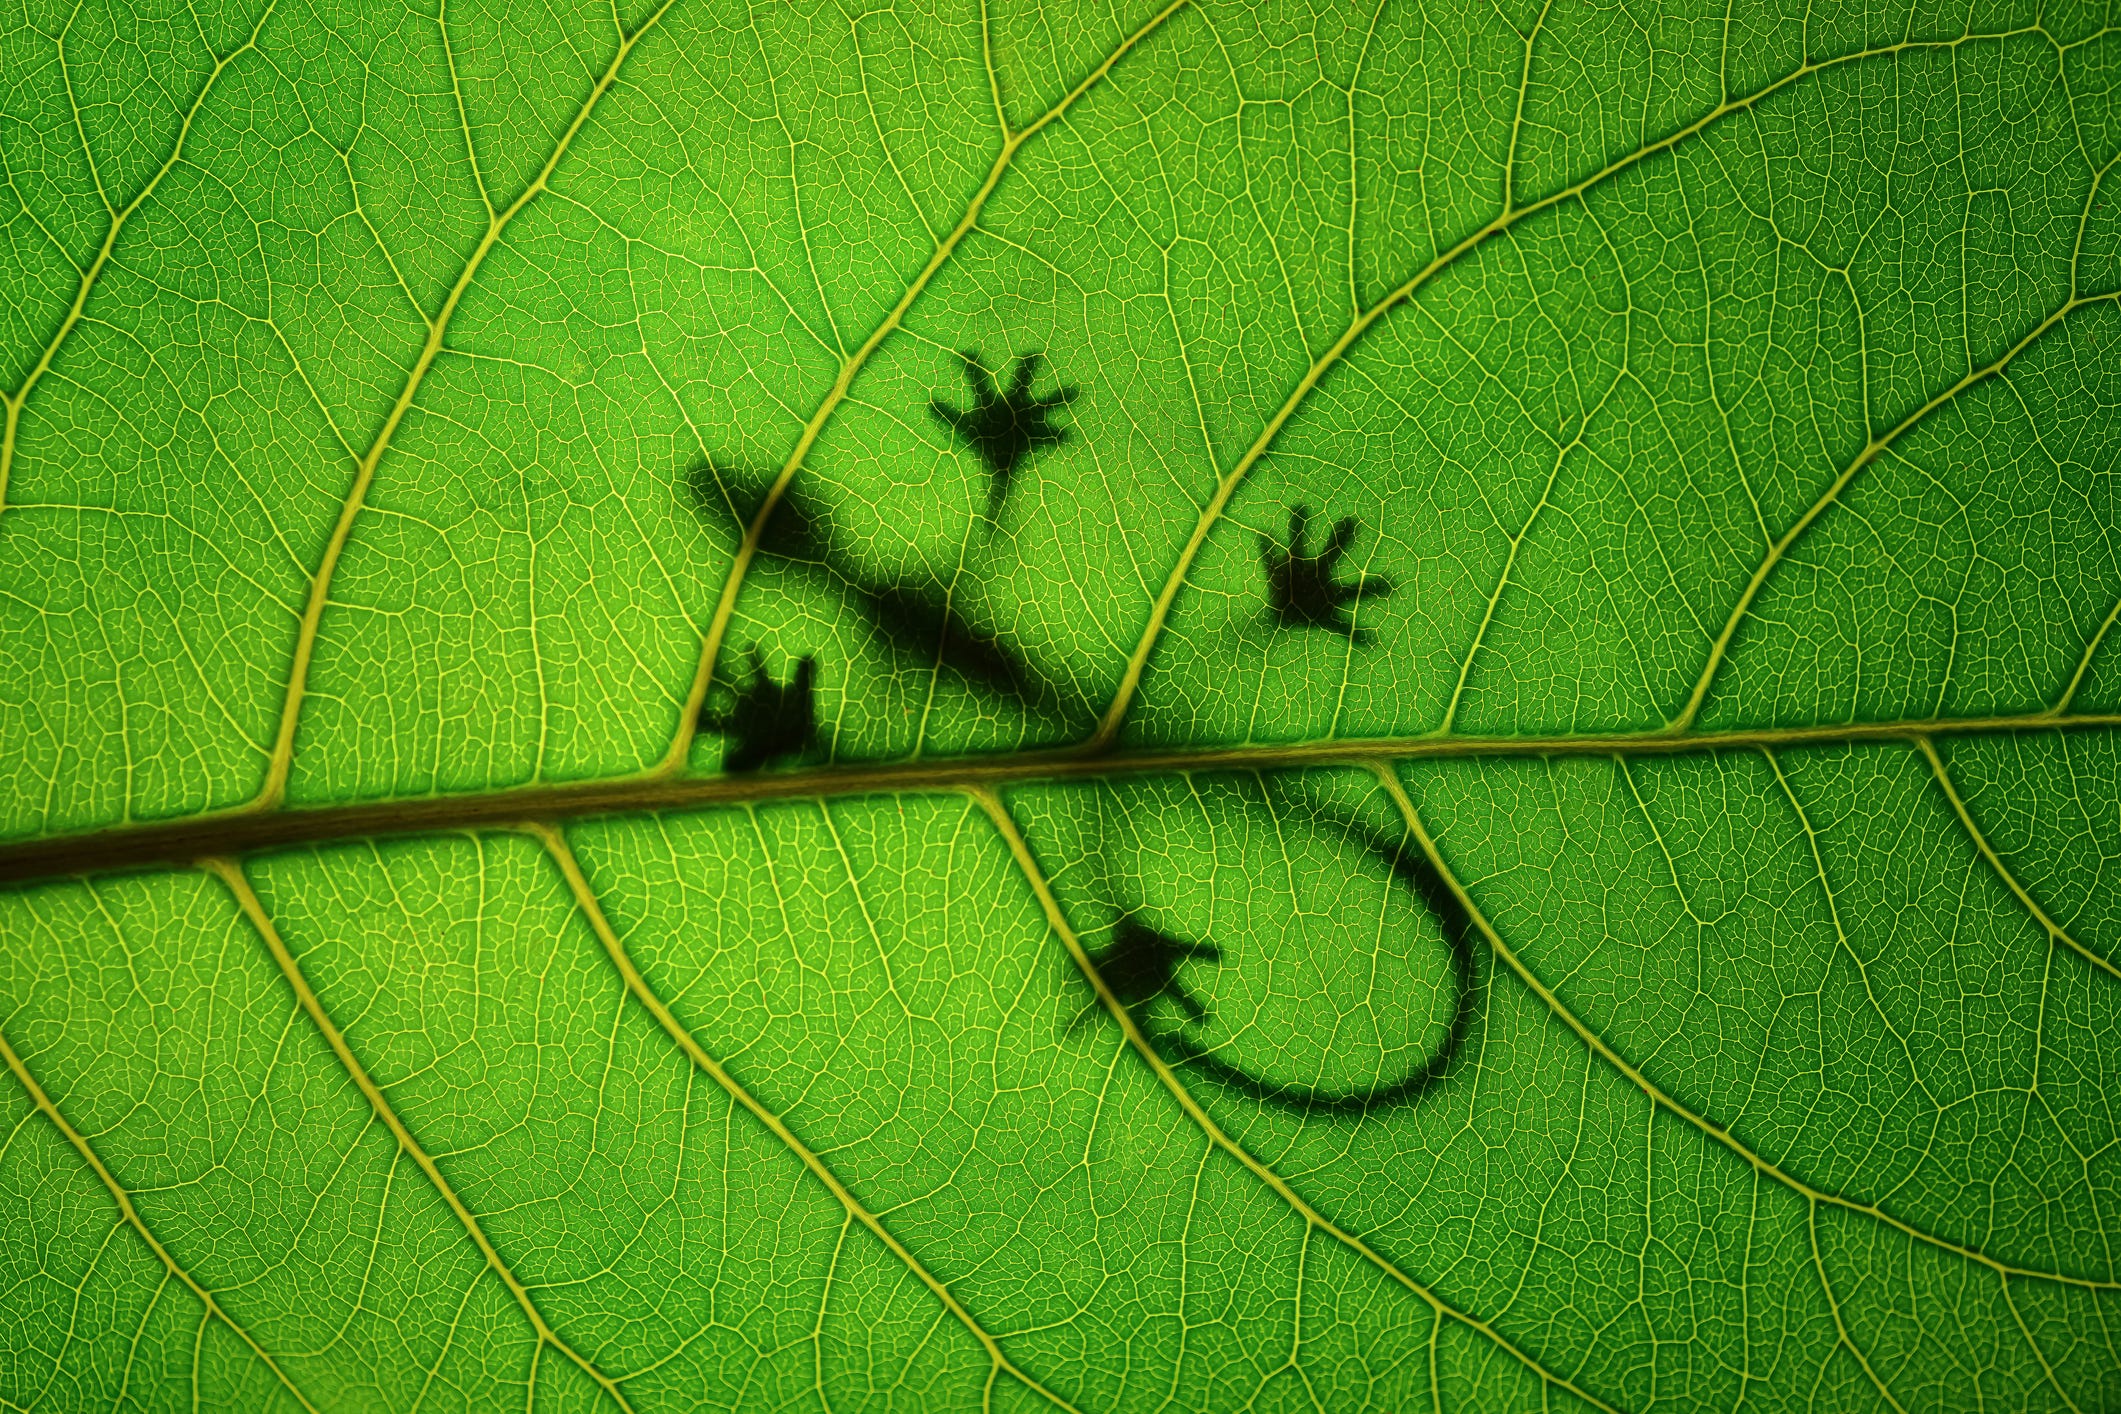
[683, 358, 1472, 1115]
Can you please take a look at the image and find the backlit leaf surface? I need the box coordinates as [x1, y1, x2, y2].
[1, 0, 2118, 1408]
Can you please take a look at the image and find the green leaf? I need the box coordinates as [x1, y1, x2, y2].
[2, 0, 2118, 1408]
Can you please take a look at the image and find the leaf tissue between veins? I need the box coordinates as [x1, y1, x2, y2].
[1261, 504, 1393, 640]
[930, 350, 1078, 519]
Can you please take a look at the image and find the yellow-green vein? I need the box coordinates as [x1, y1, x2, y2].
[0, 1024, 319, 1413]
[1668, 289, 2121, 733]
[526, 820, 1083, 1414]
[1762, 746, 1946, 1121]
[1089, 24, 2071, 749]
[201, 855, 640, 1413]
[656, 0, 1191, 777]
[1999, 1273, 2086, 1414]
[1914, 736, 2121, 984]
[252, 0, 680, 812]
[2052, 590, 2121, 719]
[1805, 1200, 1909, 1414]
[0, 0, 279, 514]
[1368, 763, 2121, 1293]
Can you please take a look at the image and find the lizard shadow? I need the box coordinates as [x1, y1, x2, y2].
[686, 457, 1478, 1118]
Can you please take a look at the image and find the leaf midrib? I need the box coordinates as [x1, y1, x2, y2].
[3, 711, 2114, 886]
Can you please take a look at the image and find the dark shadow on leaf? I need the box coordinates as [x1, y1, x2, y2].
[685, 460, 1068, 727]
[1261, 503, 1393, 642]
[1070, 920, 1221, 1032]
[930, 350, 1078, 523]
[698, 648, 817, 773]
